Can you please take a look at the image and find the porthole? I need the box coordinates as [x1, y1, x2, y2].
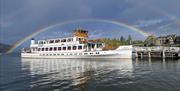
[96, 52, 100, 54]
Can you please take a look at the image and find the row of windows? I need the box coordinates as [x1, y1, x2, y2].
[39, 52, 100, 56]
[37, 45, 85, 51]
[38, 37, 87, 44]
[38, 38, 74, 44]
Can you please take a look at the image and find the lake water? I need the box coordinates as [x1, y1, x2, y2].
[0, 54, 180, 91]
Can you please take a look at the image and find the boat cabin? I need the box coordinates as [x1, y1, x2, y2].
[23, 29, 105, 53]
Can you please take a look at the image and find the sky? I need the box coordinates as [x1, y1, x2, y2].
[0, 0, 180, 46]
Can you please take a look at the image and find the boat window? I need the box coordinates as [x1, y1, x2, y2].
[67, 38, 72, 42]
[39, 41, 43, 44]
[73, 46, 76, 50]
[84, 45, 87, 49]
[67, 46, 71, 50]
[78, 45, 82, 50]
[49, 40, 54, 43]
[84, 53, 88, 55]
[38, 48, 41, 51]
[63, 47, 66, 50]
[99, 44, 102, 47]
[61, 39, 66, 42]
[96, 44, 99, 48]
[46, 48, 48, 51]
[61, 54, 64, 55]
[54, 47, 57, 51]
[49, 47, 53, 51]
[42, 48, 44, 51]
[55, 39, 60, 43]
[96, 52, 100, 54]
[58, 47, 61, 51]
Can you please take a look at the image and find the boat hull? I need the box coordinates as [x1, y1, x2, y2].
[21, 45, 132, 59]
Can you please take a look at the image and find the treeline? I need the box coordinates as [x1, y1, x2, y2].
[0, 43, 11, 53]
[100, 35, 134, 50]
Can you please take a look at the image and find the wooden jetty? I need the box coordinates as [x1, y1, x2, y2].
[133, 46, 180, 58]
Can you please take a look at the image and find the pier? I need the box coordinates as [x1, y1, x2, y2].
[133, 46, 180, 58]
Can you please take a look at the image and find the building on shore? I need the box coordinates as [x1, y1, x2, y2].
[155, 34, 180, 47]
[144, 34, 180, 47]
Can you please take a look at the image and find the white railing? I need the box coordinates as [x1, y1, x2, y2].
[134, 46, 180, 52]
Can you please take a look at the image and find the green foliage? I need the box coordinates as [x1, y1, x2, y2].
[144, 35, 157, 46]
[132, 40, 145, 46]
[101, 35, 134, 49]
[127, 35, 132, 45]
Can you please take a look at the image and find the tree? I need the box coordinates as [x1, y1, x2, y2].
[120, 36, 125, 42]
[127, 35, 132, 44]
[144, 35, 157, 46]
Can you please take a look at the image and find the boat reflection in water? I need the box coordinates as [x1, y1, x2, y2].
[21, 58, 133, 91]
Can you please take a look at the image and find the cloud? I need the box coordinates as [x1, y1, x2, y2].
[135, 19, 163, 28]
[1, 0, 179, 45]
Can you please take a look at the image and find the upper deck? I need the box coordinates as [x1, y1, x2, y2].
[30, 28, 89, 47]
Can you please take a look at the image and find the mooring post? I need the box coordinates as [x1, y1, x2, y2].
[135, 52, 138, 58]
[141, 52, 143, 59]
[163, 50, 165, 59]
[148, 57, 152, 67]
[148, 52, 151, 58]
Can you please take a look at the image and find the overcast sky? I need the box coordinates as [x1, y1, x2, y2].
[0, 0, 180, 45]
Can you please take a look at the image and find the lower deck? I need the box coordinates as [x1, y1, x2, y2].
[21, 50, 132, 59]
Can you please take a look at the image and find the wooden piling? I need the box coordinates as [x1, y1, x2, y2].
[148, 52, 151, 58]
[134, 47, 180, 58]
[141, 52, 143, 59]
[162, 50, 165, 58]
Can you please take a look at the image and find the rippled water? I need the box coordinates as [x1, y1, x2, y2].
[0, 54, 180, 91]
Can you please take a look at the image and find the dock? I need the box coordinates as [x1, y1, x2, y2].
[133, 47, 180, 58]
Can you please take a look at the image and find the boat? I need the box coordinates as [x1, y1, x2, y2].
[21, 28, 132, 58]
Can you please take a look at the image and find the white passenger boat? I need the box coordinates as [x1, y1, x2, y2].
[21, 28, 132, 58]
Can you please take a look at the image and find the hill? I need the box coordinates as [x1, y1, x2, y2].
[0, 43, 11, 53]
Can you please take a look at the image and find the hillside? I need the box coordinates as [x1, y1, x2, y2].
[0, 43, 11, 53]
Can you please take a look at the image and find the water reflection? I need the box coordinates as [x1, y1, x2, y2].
[21, 58, 133, 90]
[1, 54, 180, 91]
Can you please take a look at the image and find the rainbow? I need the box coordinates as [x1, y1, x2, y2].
[6, 19, 151, 53]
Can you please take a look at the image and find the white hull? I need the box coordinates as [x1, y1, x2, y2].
[21, 46, 132, 59]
